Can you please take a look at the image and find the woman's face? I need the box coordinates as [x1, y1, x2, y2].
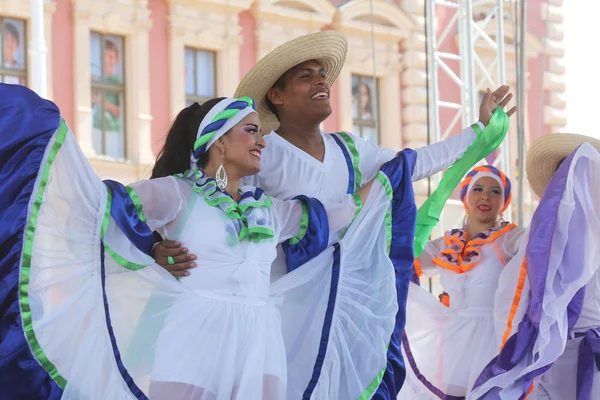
[220, 112, 265, 177]
[467, 176, 503, 225]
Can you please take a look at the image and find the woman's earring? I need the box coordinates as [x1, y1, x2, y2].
[216, 151, 228, 190]
[462, 213, 469, 229]
[496, 215, 506, 228]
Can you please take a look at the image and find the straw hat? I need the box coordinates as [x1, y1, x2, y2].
[526, 133, 600, 197]
[234, 30, 348, 134]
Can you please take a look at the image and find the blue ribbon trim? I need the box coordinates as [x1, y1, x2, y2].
[103, 180, 155, 257]
[373, 149, 418, 399]
[331, 133, 355, 194]
[302, 243, 342, 399]
[0, 83, 63, 399]
[100, 242, 149, 399]
[282, 196, 330, 272]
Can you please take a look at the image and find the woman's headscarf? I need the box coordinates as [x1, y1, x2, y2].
[459, 165, 512, 214]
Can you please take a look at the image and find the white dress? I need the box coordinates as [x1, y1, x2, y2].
[399, 223, 525, 399]
[128, 173, 358, 398]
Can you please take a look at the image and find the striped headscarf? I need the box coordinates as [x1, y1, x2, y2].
[460, 165, 512, 214]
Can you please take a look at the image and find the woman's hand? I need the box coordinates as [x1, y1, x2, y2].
[153, 240, 197, 277]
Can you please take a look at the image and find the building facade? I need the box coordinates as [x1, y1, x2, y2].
[1, 0, 566, 209]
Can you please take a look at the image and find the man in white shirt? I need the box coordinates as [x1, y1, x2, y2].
[154, 31, 515, 398]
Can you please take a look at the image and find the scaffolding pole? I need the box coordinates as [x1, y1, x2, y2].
[516, 0, 527, 226]
[29, 0, 47, 97]
[425, 0, 512, 237]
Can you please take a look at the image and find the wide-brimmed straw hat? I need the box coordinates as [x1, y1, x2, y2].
[234, 30, 348, 134]
[526, 133, 600, 197]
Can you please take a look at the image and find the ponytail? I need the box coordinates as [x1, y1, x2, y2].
[151, 97, 225, 179]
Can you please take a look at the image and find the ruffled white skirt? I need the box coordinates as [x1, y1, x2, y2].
[399, 283, 498, 399]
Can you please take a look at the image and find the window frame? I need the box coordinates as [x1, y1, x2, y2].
[184, 47, 217, 106]
[0, 17, 27, 85]
[90, 31, 126, 158]
[352, 74, 379, 144]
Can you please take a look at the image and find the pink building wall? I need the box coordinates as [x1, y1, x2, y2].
[238, 11, 257, 80]
[148, 0, 171, 154]
[51, 0, 74, 129]
[526, 0, 552, 140]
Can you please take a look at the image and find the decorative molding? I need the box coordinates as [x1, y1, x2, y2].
[167, 0, 251, 117]
[251, 0, 336, 58]
[72, 0, 151, 35]
[539, 0, 567, 132]
[334, 0, 414, 40]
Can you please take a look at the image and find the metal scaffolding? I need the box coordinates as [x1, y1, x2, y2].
[424, 0, 513, 237]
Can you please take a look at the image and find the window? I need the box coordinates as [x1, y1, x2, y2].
[185, 48, 216, 106]
[90, 32, 126, 159]
[352, 75, 379, 144]
[1, 18, 26, 85]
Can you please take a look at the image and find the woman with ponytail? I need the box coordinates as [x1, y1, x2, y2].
[399, 165, 526, 399]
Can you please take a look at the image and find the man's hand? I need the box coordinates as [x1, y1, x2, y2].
[153, 240, 196, 277]
[478, 85, 517, 126]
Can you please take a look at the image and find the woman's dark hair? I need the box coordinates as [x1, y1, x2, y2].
[151, 97, 225, 179]
[555, 157, 567, 172]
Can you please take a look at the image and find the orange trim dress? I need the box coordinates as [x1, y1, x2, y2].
[399, 223, 525, 399]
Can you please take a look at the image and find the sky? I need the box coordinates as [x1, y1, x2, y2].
[563, 1, 599, 138]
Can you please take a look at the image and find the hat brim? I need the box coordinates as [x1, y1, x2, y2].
[526, 133, 600, 197]
[234, 31, 348, 134]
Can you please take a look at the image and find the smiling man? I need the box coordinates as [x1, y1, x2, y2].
[154, 30, 515, 399]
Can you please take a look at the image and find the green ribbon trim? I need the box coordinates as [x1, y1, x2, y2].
[358, 367, 386, 400]
[289, 201, 309, 245]
[125, 186, 147, 223]
[246, 226, 275, 241]
[339, 193, 364, 239]
[101, 186, 151, 271]
[339, 132, 363, 191]
[376, 171, 393, 255]
[357, 344, 389, 400]
[413, 108, 509, 257]
[20, 120, 69, 388]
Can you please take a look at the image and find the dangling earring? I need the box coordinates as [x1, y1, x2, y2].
[216, 151, 228, 190]
[462, 213, 469, 229]
[496, 214, 506, 228]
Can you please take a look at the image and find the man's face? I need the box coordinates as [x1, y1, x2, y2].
[268, 60, 332, 125]
[3, 30, 18, 65]
[104, 48, 118, 76]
